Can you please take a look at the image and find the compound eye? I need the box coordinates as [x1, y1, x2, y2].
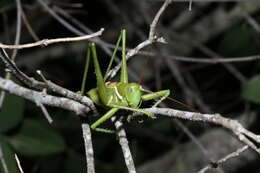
[128, 88, 133, 93]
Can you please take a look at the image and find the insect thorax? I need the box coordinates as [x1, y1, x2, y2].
[87, 82, 142, 108]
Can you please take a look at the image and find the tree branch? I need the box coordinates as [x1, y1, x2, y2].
[0, 48, 96, 112]
[82, 123, 95, 173]
[0, 28, 104, 49]
[143, 108, 260, 154]
[0, 145, 9, 173]
[106, 0, 172, 79]
[198, 145, 249, 173]
[112, 117, 137, 173]
[0, 76, 90, 115]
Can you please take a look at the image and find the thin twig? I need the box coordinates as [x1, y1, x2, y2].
[15, 154, 24, 173]
[38, 0, 111, 57]
[0, 0, 22, 108]
[106, 0, 172, 79]
[198, 145, 249, 173]
[243, 12, 260, 33]
[149, 0, 172, 39]
[82, 123, 95, 173]
[0, 28, 104, 49]
[21, 12, 40, 41]
[52, 6, 112, 56]
[140, 51, 260, 64]
[37, 0, 84, 36]
[189, 0, 193, 11]
[0, 48, 96, 112]
[112, 117, 137, 173]
[12, 0, 22, 58]
[0, 145, 9, 173]
[36, 100, 53, 124]
[0, 92, 6, 108]
[174, 119, 213, 162]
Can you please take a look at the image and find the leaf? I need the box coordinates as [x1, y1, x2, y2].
[242, 74, 260, 104]
[8, 119, 66, 156]
[0, 93, 24, 133]
[0, 137, 20, 173]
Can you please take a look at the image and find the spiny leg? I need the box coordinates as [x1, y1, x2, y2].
[141, 89, 170, 108]
[91, 107, 119, 133]
[109, 104, 156, 119]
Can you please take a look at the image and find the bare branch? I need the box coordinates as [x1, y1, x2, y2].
[14, 154, 24, 173]
[82, 123, 95, 173]
[149, 0, 172, 39]
[140, 51, 260, 64]
[106, 0, 172, 79]
[37, 0, 84, 36]
[21, 12, 41, 41]
[144, 108, 260, 154]
[37, 0, 112, 57]
[198, 146, 249, 173]
[0, 49, 96, 112]
[0, 0, 22, 108]
[112, 117, 137, 173]
[12, 0, 22, 58]
[0, 145, 9, 173]
[174, 119, 213, 162]
[0, 28, 104, 49]
[0, 76, 90, 115]
[36, 100, 53, 124]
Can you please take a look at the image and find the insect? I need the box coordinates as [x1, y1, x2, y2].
[81, 30, 170, 133]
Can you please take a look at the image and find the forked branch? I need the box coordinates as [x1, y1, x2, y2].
[144, 108, 260, 154]
[106, 0, 172, 79]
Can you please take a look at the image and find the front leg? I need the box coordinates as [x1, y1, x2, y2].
[141, 89, 170, 108]
[91, 107, 119, 133]
[109, 104, 156, 119]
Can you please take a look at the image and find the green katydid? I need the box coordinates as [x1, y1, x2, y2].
[81, 29, 170, 133]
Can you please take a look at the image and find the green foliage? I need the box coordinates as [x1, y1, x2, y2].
[0, 137, 20, 173]
[242, 74, 260, 104]
[8, 119, 66, 156]
[0, 94, 67, 171]
[0, 93, 24, 133]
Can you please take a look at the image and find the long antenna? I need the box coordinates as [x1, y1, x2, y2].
[137, 57, 150, 85]
[142, 89, 199, 112]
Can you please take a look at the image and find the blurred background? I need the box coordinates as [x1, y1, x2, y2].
[0, 0, 260, 173]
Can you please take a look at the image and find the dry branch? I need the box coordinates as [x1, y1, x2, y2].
[112, 117, 137, 173]
[0, 145, 9, 173]
[0, 48, 96, 112]
[106, 0, 172, 79]
[0, 76, 90, 115]
[144, 108, 260, 153]
[198, 145, 249, 173]
[82, 123, 95, 173]
[0, 28, 104, 49]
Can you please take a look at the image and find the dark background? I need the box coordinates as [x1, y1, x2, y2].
[0, 0, 260, 173]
